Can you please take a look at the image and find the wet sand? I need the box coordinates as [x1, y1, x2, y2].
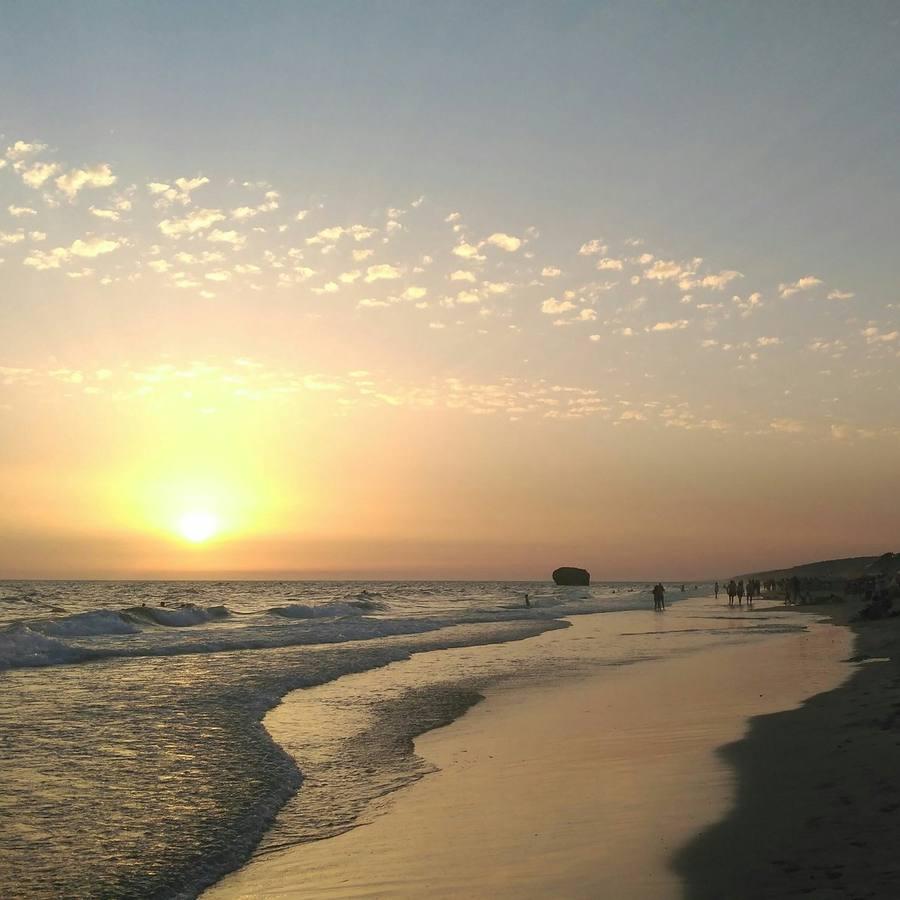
[208, 599, 852, 899]
[676, 605, 900, 898]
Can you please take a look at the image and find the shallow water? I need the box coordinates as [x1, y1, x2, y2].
[1, 578, 683, 898]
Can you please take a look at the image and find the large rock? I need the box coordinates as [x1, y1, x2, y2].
[553, 566, 590, 586]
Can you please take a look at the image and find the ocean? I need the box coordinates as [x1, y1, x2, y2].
[0, 579, 789, 898]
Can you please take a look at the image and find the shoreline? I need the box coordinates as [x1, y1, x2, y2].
[675, 601, 900, 898]
[207, 596, 853, 898]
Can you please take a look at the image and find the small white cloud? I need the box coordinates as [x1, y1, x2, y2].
[402, 286, 427, 300]
[756, 336, 782, 347]
[89, 207, 120, 221]
[579, 239, 606, 256]
[358, 297, 390, 308]
[778, 275, 823, 298]
[56, 163, 117, 199]
[861, 326, 899, 345]
[339, 270, 361, 284]
[206, 230, 245, 248]
[827, 289, 854, 301]
[70, 236, 122, 258]
[645, 259, 682, 281]
[541, 266, 561, 278]
[6, 140, 48, 160]
[159, 209, 225, 237]
[452, 241, 485, 261]
[8, 205, 36, 217]
[365, 263, 402, 283]
[486, 232, 522, 252]
[541, 297, 576, 314]
[577, 308, 597, 321]
[651, 320, 689, 331]
[23, 247, 70, 269]
[295, 209, 309, 221]
[352, 248, 374, 262]
[450, 270, 476, 282]
[596, 258, 623, 270]
[18, 161, 60, 189]
[456, 290, 481, 304]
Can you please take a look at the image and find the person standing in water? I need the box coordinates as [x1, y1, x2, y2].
[652, 583, 666, 611]
[524, 593, 531, 608]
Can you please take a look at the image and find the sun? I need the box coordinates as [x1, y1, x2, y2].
[176, 511, 220, 543]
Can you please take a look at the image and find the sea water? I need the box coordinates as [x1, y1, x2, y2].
[0, 580, 786, 898]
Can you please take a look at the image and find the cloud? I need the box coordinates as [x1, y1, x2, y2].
[174, 176, 209, 194]
[644, 259, 683, 281]
[402, 286, 427, 301]
[6, 140, 48, 160]
[778, 275, 823, 298]
[483, 281, 512, 295]
[158, 209, 225, 237]
[541, 266, 561, 278]
[365, 264, 402, 283]
[541, 297, 576, 314]
[307, 224, 376, 246]
[7, 205, 36, 217]
[756, 336, 782, 347]
[578, 239, 606, 256]
[685, 270, 743, 290]
[352, 248, 374, 262]
[358, 298, 390, 309]
[207, 229, 246, 247]
[295, 209, 309, 221]
[651, 320, 689, 331]
[486, 232, 522, 252]
[89, 207, 120, 221]
[23, 247, 70, 270]
[452, 241, 485, 261]
[147, 176, 209, 207]
[770, 418, 805, 434]
[827, 289, 854, 301]
[0, 231, 26, 245]
[56, 163, 117, 199]
[18, 161, 60, 189]
[861, 326, 899, 345]
[596, 258, 623, 270]
[70, 236, 121, 258]
[450, 270, 476, 282]
[576, 308, 597, 321]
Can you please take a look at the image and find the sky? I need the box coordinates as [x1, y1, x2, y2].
[0, 1, 898, 580]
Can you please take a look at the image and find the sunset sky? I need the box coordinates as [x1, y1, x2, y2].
[1, 3, 898, 579]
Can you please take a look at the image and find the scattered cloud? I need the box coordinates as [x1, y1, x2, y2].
[56, 163, 117, 199]
[486, 232, 522, 252]
[779, 275, 823, 298]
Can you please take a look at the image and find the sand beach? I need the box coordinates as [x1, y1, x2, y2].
[208, 595, 859, 898]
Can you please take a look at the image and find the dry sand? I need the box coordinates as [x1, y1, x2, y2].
[208, 601, 855, 899]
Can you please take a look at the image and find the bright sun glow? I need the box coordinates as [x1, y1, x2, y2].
[176, 511, 220, 543]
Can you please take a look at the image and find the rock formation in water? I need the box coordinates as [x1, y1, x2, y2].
[552, 566, 590, 586]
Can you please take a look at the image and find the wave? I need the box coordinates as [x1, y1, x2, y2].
[0, 624, 93, 669]
[268, 601, 366, 619]
[123, 603, 230, 628]
[34, 609, 142, 638]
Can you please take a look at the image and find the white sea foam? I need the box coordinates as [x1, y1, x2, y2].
[0, 624, 91, 669]
[269, 602, 364, 619]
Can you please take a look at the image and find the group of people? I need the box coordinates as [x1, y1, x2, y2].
[714, 578, 761, 607]
[652, 582, 667, 610]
